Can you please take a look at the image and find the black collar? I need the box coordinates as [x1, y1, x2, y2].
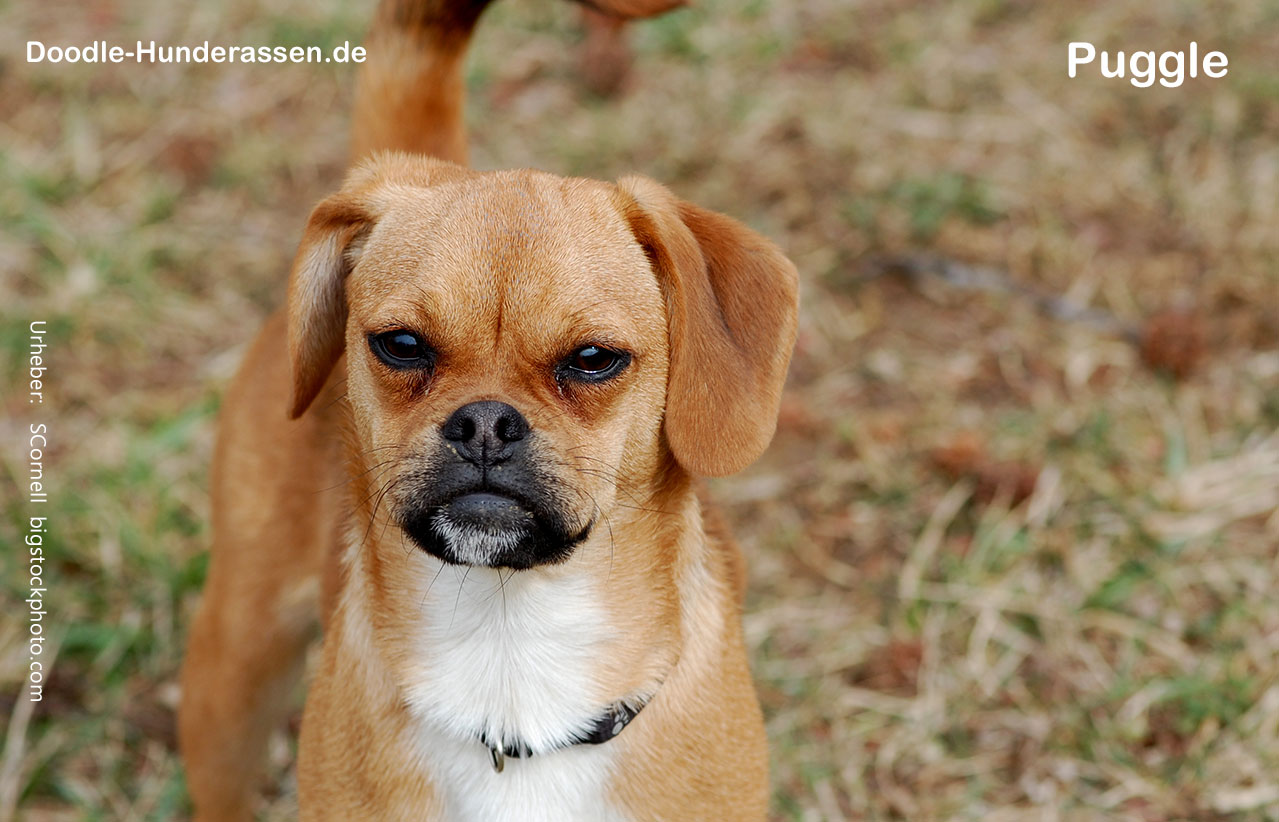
[479, 698, 650, 773]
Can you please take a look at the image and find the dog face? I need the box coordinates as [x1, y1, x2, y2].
[340, 172, 670, 569]
[285, 154, 798, 569]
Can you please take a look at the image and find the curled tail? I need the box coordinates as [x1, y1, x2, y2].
[351, 0, 685, 165]
[351, 0, 494, 164]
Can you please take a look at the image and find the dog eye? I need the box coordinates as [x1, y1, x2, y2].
[562, 345, 629, 382]
[370, 330, 434, 369]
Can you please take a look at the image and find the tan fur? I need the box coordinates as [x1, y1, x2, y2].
[583, 0, 686, 18]
[350, 0, 684, 163]
[179, 2, 796, 820]
[350, 0, 493, 164]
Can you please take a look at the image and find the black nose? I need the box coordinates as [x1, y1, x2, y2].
[441, 401, 529, 466]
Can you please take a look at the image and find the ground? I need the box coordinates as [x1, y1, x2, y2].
[2, 0, 1278, 819]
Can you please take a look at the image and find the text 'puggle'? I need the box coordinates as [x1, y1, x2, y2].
[1068, 42, 1227, 88]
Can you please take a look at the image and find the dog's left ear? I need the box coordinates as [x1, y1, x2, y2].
[616, 176, 800, 477]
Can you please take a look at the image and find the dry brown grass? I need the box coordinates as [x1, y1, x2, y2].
[2, 0, 1277, 819]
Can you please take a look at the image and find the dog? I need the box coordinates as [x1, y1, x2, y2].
[178, 1, 798, 820]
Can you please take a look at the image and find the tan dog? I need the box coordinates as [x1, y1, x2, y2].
[178, 1, 797, 820]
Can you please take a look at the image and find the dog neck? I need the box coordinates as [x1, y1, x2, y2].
[478, 688, 654, 773]
[328, 478, 706, 820]
[382, 554, 672, 753]
[338, 458, 695, 744]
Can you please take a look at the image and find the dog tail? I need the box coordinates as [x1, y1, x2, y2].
[350, 0, 686, 165]
[351, 0, 493, 164]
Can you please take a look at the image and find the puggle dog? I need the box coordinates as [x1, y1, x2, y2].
[178, 1, 798, 820]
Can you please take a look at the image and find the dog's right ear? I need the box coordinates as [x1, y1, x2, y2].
[286, 192, 376, 419]
[287, 153, 471, 418]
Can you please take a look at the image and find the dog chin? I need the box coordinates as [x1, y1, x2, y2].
[429, 512, 530, 567]
[399, 494, 586, 570]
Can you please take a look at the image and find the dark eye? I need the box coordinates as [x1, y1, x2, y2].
[561, 345, 629, 382]
[370, 330, 434, 369]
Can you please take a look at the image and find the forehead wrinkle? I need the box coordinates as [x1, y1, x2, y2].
[359, 174, 662, 359]
[451, 174, 562, 256]
[433, 177, 573, 346]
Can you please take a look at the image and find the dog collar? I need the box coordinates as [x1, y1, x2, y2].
[480, 698, 648, 774]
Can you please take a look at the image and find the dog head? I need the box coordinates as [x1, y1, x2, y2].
[285, 153, 797, 570]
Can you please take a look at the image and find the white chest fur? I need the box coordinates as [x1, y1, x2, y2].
[398, 562, 629, 822]
[415, 730, 626, 822]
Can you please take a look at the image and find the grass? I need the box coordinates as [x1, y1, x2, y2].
[3, 0, 1278, 819]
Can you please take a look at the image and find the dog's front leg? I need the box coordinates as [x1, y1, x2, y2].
[180, 565, 316, 821]
[179, 313, 340, 821]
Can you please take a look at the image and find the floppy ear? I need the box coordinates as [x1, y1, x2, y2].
[286, 192, 376, 419]
[616, 176, 800, 477]
[287, 153, 472, 418]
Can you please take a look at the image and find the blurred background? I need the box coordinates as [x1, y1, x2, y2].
[2, 0, 1278, 819]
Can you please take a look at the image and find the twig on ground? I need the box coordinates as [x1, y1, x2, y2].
[857, 253, 1141, 340]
